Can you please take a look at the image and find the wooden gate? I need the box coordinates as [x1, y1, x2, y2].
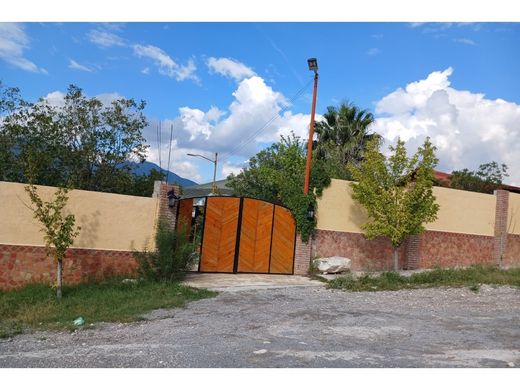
[197, 196, 296, 274]
[176, 198, 193, 236]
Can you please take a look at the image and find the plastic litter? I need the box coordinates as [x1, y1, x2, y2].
[73, 317, 85, 326]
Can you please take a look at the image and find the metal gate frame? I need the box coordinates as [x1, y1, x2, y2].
[176, 196, 297, 275]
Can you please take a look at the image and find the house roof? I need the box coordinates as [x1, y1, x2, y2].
[181, 179, 233, 198]
[434, 170, 520, 194]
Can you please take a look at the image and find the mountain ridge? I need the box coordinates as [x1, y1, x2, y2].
[130, 161, 198, 187]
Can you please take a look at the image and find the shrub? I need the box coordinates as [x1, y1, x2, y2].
[134, 221, 196, 282]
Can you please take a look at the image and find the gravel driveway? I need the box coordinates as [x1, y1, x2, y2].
[1, 283, 519, 367]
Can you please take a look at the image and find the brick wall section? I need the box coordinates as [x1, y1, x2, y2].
[293, 234, 312, 275]
[0, 244, 138, 290]
[314, 229, 497, 271]
[313, 190, 516, 271]
[404, 235, 420, 270]
[154, 181, 180, 229]
[314, 230, 407, 271]
[0, 182, 182, 290]
[504, 234, 520, 267]
[415, 231, 494, 269]
[494, 190, 509, 265]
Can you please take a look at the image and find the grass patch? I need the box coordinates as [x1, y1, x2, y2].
[328, 265, 520, 292]
[0, 278, 217, 339]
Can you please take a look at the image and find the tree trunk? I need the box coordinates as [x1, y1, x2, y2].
[57, 259, 63, 301]
[393, 247, 399, 272]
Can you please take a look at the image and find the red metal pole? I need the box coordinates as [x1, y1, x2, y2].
[304, 72, 319, 195]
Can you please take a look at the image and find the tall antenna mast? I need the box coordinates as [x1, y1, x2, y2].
[166, 123, 174, 184]
[158, 121, 163, 177]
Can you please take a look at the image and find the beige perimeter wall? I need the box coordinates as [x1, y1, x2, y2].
[509, 192, 520, 235]
[316, 179, 496, 236]
[0, 181, 159, 251]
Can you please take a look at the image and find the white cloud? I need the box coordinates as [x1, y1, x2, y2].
[42, 90, 66, 107]
[171, 160, 203, 183]
[144, 138, 204, 183]
[410, 22, 482, 34]
[373, 68, 520, 185]
[367, 48, 380, 56]
[87, 29, 126, 48]
[453, 38, 476, 46]
[85, 28, 196, 82]
[95, 92, 124, 106]
[133, 44, 198, 82]
[68, 59, 94, 72]
[207, 57, 256, 81]
[222, 161, 245, 177]
[98, 23, 125, 32]
[179, 107, 214, 141]
[141, 74, 315, 181]
[41, 90, 123, 108]
[0, 23, 45, 73]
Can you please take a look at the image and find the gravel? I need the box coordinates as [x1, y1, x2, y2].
[1, 284, 519, 367]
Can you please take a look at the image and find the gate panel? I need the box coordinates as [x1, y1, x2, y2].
[176, 198, 193, 235]
[269, 205, 296, 274]
[199, 197, 240, 272]
[237, 198, 274, 273]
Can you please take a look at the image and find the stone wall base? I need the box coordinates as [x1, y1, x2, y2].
[504, 234, 520, 267]
[313, 229, 510, 272]
[0, 244, 137, 290]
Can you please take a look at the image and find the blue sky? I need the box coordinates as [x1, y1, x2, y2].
[1, 22, 520, 184]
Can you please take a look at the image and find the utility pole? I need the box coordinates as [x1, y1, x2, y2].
[211, 152, 218, 194]
[187, 152, 219, 194]
[304, 58, 319, 195]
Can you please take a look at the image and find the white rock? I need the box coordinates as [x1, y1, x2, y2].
[316, 256, 352, 274]
[253, 349, 268, 355]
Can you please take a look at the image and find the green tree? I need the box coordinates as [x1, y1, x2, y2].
[125, 168, 165, 197]
[0, 81, 29, 182]
[314, 101, 378, 179]
[448, 161, 509, 194]
[25, 184, 81, 300]
[348, 138, 439, 271]
[1, 84, 149, 193]
[226, 133, 330, 241]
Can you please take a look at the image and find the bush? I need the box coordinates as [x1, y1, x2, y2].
[134, 221, 196, 282]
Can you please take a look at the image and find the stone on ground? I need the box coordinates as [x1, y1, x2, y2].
[316, 256, 352, 274]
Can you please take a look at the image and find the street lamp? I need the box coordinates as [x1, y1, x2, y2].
[306, 203, 315, 221]
[304, 58, 319, 195]
[187, 152, 218, 194]
[167, 189, 180, 208]
[307, 58, 318, 72]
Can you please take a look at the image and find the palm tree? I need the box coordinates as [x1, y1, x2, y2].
[314, 101, 379, 179]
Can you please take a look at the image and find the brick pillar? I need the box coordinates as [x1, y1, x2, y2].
[494, 189, 509, 266]
[293, 234, 312, 275]
[404, 234, 421, 270]
[153, 181, 180, 229]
